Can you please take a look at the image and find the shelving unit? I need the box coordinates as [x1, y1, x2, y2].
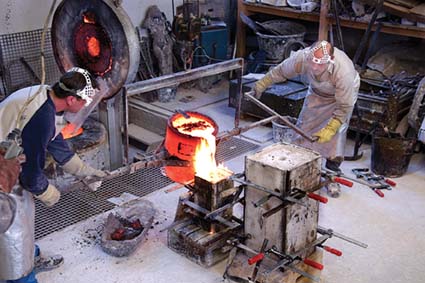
[237, 0, 425, 57]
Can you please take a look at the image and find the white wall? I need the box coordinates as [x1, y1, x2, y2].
[0, 0, 183, 35]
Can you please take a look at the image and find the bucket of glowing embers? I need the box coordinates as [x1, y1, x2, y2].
[164, 111, 232, 184]
[100, 199, 155, 257]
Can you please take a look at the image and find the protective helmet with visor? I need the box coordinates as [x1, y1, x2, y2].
[307, 41, 334, 65]
[58, 67, 96, 106]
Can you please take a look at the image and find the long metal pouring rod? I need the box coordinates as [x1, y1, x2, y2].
[68, 150, 189, 191]
[244, 92, 316, 143]
[216, 115, 278, 143]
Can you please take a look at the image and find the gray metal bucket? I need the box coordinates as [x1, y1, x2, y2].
[272, 117, 297, 143]
[256, 20, 306, 61]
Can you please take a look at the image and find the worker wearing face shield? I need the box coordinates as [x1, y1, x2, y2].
[0, 67, 106, 283]
[253, 41, 360, 198]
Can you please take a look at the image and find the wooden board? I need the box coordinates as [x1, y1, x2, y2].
[386, 0, 422, 9]
[384, 2, 425, 22]
[410, 4, 425, 17]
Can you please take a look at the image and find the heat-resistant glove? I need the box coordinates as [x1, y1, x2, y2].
[0, 153, 21, 194]
[253, 73, 273, 99]
[35, 184, 61, 207]
[313, 117, 342, 143]
[62, 154, 106, 178]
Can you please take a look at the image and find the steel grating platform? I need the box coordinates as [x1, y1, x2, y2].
[35, 137, 259, 239]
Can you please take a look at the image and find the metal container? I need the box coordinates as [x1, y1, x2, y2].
[371, 136, 416, 177]
[272, 117, 297, 143]
[256, 20, 306, 61]
[164, 111, 218, 184]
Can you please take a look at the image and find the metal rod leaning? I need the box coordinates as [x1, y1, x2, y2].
[244, 92, 316, 143]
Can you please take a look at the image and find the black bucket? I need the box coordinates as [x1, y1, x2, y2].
[371, 136, 416, 177]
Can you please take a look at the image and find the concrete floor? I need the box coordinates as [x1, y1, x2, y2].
[30, 83, 425, 283]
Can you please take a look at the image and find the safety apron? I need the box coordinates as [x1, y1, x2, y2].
[294, 73, 360, 159]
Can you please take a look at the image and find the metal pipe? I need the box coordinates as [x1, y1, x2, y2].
[234, 68, 244, 128]
[245, 92, 316, 142]
[122, 89, 129, 164]
[125, 59, 244, 96]
[317, 225, 368, 248]
[216, 115, 278, 143]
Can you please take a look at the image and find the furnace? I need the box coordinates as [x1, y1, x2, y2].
[51, 0, 141, 168]
[51, 0, 140, 99]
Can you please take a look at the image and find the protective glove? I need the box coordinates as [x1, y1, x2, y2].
[0, 153, 21, 193]
[313, 117, 342, 143]
[62, 154, 106, 178]
[35, 184, 61, 207]
[253, 73, 273, 99]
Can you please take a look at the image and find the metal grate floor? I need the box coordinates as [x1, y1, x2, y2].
[35, 137, 259, 239]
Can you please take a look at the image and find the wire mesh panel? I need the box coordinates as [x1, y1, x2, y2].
[35, 137, 259, 239]
[216, 137, 259, 163]
[35, 167, 172, 239]
[0, 29, 62, 96]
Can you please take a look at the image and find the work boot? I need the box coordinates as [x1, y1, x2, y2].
[325, 157, 343, 173]
[34, 251, 64, 274]
[326, 182, 341, 198]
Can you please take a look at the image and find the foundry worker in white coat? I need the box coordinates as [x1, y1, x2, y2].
[0, 67, 106, 283]
[253, 40, 360, 197]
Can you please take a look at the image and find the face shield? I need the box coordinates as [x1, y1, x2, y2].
[61, 68, 108, 136]
[59, 67, 96, 106]
[306, 41, 334, 76]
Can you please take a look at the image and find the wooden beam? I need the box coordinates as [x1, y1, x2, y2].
[319, 0, 331, 40]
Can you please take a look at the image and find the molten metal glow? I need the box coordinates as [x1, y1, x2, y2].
[61, 123, 83, 139]
[172, 115, 230, 182]
[87, 36, 101, 57]
[83, 14, 95, 24]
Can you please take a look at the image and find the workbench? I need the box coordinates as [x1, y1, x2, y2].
[237, 0, 425, 57]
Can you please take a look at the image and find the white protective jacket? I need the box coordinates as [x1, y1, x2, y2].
[266, 47, 360, 159]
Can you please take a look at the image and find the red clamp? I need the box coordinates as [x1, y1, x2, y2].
[307, 192, 328, 204]
[332, 177, 353, 187]
[303, 258, 324, 270]
[322, 245, 342, 256]
[248, 253, 264, 265]
[385, 179, 396, 187]
[373, 188, 384, 198]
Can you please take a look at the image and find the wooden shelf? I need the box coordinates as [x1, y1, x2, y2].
[237, 1, 425, 57]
